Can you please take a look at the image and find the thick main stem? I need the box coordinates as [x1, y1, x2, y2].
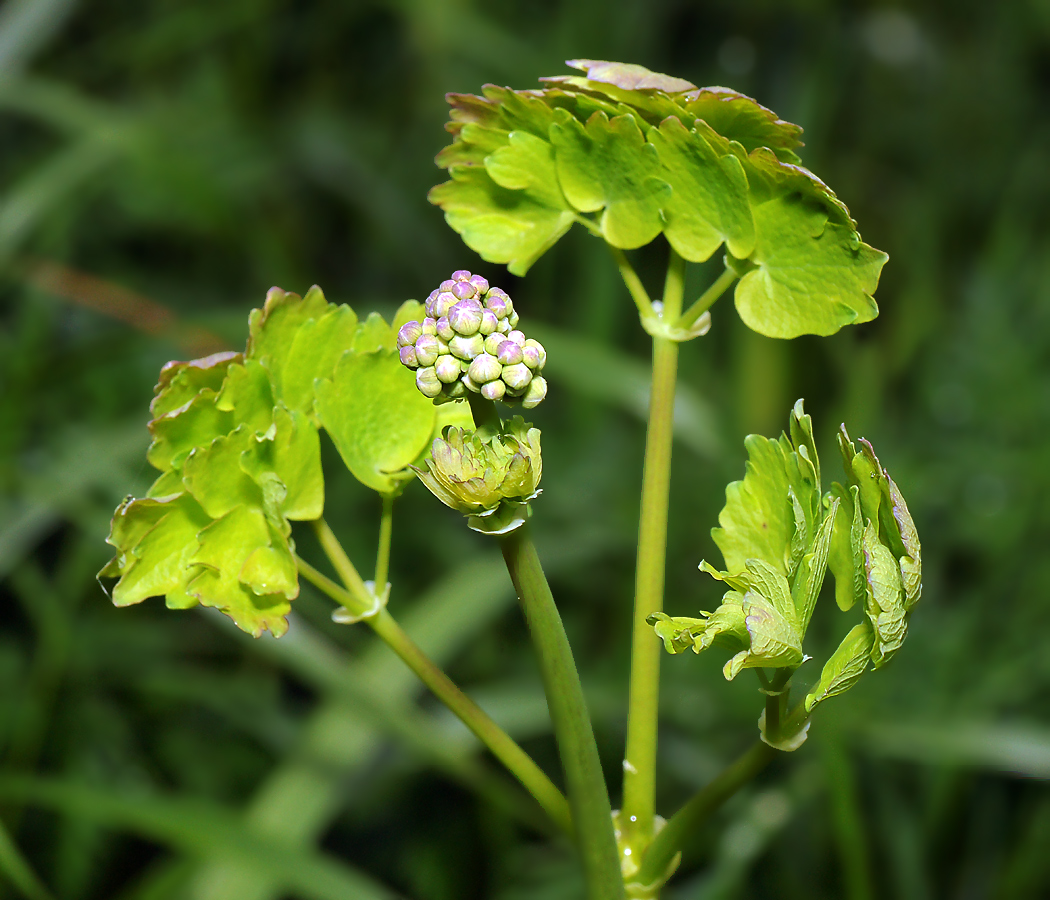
[499, 526, 625, 900]
[621, 251, 685, 855]
[302, 529, 572, 835]
[637, 741, 775, 886]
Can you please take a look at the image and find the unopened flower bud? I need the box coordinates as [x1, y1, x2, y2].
[496, 340, 523, 366]
[479, 310, 498, 335]
[449, 300, 483, 335]
[461, 372, 481, 393]
[502, 363, 533, 391]
[496, 318, 512, 335]
[507, 330, 526, 346]
[485, 291, 511, 319]
[509, 311, 520, 328]
[399, 345, 418, 367]
[451, 269, 472, 282]
[421, 317, 437, 336]
[468, 353, 502, 384]
[521, 376, 547, 409]
[415, 333, 440, 366]
[436, 316, 455, 341]
[416, 367, 441, 398]
[452, 281, 476, 301]
[484, 333, 504, 356]
[449, 334, 484, 360]
[522, 339, 545, 369]
[436, 337, 449, 354]
[482, 380, 506, 401]
[431, 292, 456, 318]
[439, 279, 456, 292]
[398, 321, 423, 348]
[469, 274, 489, 294]
[435, 355, 462, 383]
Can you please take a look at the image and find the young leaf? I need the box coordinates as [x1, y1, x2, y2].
[146, 389, 233, 472]
[315, 349, 436, 495]
[563, 59, 698, 93]
[180, 426, 265, 519]
[151, 351, 241, 418]
[826, 483, 865, 611]
[215, 359, 275, 435]
[804, 621, 874, 713]
[791, 500, 837, 634]
[645, 116, 755, 262]
[681, 88, 804, 163]
[280, 304, 359, 418]
[734, 190, 886, 339]
[246, 285, 329, 386]
[723, 591, 804, 680]
[240, 406, 324, 522]
[549, 108, 671, 248]
[862, 521, 907, 668]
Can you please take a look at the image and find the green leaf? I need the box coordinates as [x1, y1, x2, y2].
[742, 558, 796, 628]
[103, 493, 211, 609]
[240, 406, 324, 522]
[150, 351, 241, 418]
[563, 59, 698, 93]
[791, 500, 837, 634]
[181, 426, 264, 520]
[827, 483, 865, 611]
[861, 521, 906, 668]
[647, 596, 748, 656]
[733, 188, 887, 339]
[146, 389, 232, 472]
[215, 359, 275, 435]
[549, 108, 670, 249]
[723, 591, 804, 680]
[429, 158, 575, 276]
[246, 285, 329, 381]
[187, 504, 296, 638]
[279, 303, 359, 418]
[315, 349, 436, 495]
[681, 88, 804, 163]
[646, 116, 755, 262]
[352, 312, 395, 353]
[804, 621, 874, 713]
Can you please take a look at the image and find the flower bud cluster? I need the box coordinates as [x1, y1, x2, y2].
[396, 271, 548, 408]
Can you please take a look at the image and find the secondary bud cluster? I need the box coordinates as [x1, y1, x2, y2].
[397, 270, 548, 408]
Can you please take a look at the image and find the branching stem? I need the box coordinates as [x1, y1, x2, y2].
[677, 266, 738, 332]
[301, 526, 572, 835]
[499, 525, 625, 900]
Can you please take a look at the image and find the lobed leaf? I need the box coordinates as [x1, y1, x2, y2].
[804, 621, 874, 712]
[723, 591, 804, 680]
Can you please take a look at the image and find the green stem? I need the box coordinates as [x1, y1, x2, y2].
[676, 266, 737, 332]
[621, 249, 686, 855]
[636, 741, 776, 887]
[499, 525, 625, 900]
[295, 552, 572, 835]
[374, 495, 394, 592]
[611, 247, 655, 321]
[466, 391, 503, 441]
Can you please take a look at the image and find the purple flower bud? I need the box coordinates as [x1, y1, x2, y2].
[452, 281, 476, 300]
[485, 293, 510, 319]
[439, 279, 456, 292]
[451, 269, 472, 282]
[468, 353, 502, 384]
[416, 367, 442, 398]
[478, 309, 498, 335]
[421, 317, 437, 336]
[496, 340, 523, 366]
[469, 274, 490, 294]
[399, 345, 419, 367]
[502, 363, 533, 391]
[448, 300, 483, 336]
[521, 376, 547, 409]
[507, 330, 526, 346]
[423, 290, 440, 316]
[508, 311, 519, 328]
[397, 320, 423, 348]
[435, 355, 462, 383]
[481, 380, 506, 401]
[484, 333, 504, 356]
[414, 333, 440, 367]
[449, 333, 484, 360]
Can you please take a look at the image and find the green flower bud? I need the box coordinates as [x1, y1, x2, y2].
[414, 333, 440, 367]
[435, 355, 461, 383]
[416, 367, 442, 398]
[468, 353, 502, 384]
[449, 299, 483, 335]
[421, 317, 437, 336]
[521, 375, 547, 409]
[461, 372, 481, 393]
[484, 333, 504, 356]
[496, 318, 512, 335]
[522, 338, 546, 369]
[509, 311, 520, 328]
[481, 380, 506, 401]
[449, 333, 484, 361]
[506, 330, 526, 346]
[502, 362, 533, 391]
[414, 418, 542, 534]
[479, 309, 498, 335]
[496, 340, 523, 366]
[431, 292, 455, 318]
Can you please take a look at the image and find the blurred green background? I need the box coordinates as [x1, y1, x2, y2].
[2, 0, 1049, 897]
